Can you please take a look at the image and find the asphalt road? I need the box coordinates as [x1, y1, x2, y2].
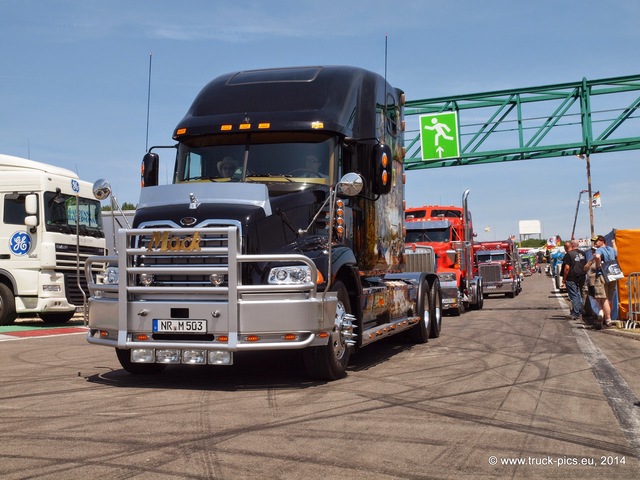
[1, 273, 640, 479]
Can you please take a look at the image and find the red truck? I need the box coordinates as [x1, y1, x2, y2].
[474, 239, 522, 298]
[405, 189, 483, 316]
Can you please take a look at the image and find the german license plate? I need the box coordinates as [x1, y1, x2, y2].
[152, 319, 206, 333]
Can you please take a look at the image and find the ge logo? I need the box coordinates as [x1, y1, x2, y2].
[10, 232, 32, 256]
[71, 179, 80, 193]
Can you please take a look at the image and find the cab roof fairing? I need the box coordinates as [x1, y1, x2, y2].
[172, 66, 400, 141]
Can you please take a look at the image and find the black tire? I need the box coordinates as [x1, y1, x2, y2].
[469, 281, 484, 310]
[116, 348, 166, 375]
[473, 281, 484, 310]
[506, 290, 515, 298]
[0, 283, 17, 326]
[303, 280, 352, 380]
[409, 278, 431, 344]
[429, 280, 442, 339]
[39, 311, 76, 324]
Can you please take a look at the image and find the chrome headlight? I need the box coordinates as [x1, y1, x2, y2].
[103, 266, 119, 285]
[139, 273, 155, 286]
[268, 265, 312, 285]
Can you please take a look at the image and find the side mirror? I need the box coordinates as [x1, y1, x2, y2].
[141, 153, 159, 187]
[25, 215, 38, 227]
[25, 194, 38, 215]
[337, 172, 364, 197]
[93, 179, 112, 200]
[372, 144, 392, 195]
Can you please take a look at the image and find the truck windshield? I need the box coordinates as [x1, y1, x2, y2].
[405, 227, 450, 243]
[174, 132, 336, 184]
[44, 192, 104, 237]
[477, 252, 506, 262]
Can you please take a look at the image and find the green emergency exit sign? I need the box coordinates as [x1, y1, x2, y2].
[419, 112, 460, 161]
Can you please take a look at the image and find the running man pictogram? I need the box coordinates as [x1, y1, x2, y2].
[423, 117, 454, 146]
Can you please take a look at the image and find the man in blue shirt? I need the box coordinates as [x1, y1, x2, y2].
[593, 234, 618, 327]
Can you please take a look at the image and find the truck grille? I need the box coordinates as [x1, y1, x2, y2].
[404, 246, 436, 273]
[134, 225, 237, 289]
[478, 263, 502, 283]
[56, 244, 106, 307]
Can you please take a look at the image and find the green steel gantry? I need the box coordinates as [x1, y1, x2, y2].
[403, 74, 640, 170]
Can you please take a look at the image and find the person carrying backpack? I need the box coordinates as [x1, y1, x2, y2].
[561, 239, 586, 320]
[593, 234, 618, 327]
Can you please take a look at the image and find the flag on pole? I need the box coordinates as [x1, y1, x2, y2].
[592, 191, 601, 208]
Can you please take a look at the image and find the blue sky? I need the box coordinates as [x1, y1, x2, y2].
[1, 0, 639, 242]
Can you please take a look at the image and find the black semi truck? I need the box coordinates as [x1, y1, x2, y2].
[85, 65, 442, 380]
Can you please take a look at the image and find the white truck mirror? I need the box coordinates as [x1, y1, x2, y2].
[25, 194, 38, 215]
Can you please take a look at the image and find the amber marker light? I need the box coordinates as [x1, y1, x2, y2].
[245, 335, 260, 342]
[282, 334, 298, 341]
[176, 128, 187, 135]
[216, 335, 229, 342]
[99, 330, 109, 338]
[316, 270, 325, 284]
[311, 121, 324, 129]
[318, 331, 329, 339]
[239, 123, 251, 130]
[221, 125, 232, 131]
[381, 170, 388, 185]
[258, 123, 271, 129]
[134, 334, 149, 341]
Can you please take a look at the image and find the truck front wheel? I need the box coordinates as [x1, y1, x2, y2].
[303, 280, 353, 380]
[0, 284, 17, 326]
[116, 349, 167, 375]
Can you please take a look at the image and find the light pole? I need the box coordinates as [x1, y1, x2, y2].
[575, 154, 595, 239]
[571, 189, 588, 240]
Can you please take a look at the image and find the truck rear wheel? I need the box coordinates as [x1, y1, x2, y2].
[39, 312, 76, 324]
[409, 278, 431, 344]
[0, 284, 17, 326]
[303, 280, 353, 380]
[429, 280, 442, 339]
[116, 349, 166, 375]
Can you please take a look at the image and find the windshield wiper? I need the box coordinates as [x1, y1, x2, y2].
[247, 173, 294, 182]
[186, 176, 216, 182]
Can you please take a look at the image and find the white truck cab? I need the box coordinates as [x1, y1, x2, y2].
[0, 154, 106, 325]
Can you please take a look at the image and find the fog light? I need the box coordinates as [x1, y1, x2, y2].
[103, 266, 119, 285]
[131, 349, 155, 363]
[156, 349, 180, 363]
[139, 273, 155, 286]
[210, 273, 224, 286]
[208, 351, 232, 365]
[183, 350, 206, 364]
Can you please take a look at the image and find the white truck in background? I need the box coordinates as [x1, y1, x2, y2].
[0, 154, 106, 325]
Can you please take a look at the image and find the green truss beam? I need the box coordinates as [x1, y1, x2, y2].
[403, 74, 640, 170]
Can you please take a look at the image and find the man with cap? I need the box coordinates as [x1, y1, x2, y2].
[217, 157, 238, 178]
